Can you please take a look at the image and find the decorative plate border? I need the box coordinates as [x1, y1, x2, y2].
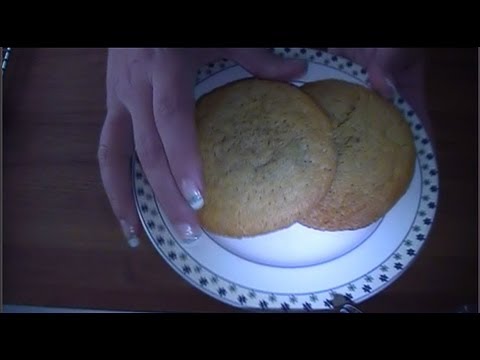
[133, 48, 439, 311]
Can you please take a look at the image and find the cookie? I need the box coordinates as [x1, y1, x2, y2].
[196, 79, 337, 237]
[300, 79, 416, 230]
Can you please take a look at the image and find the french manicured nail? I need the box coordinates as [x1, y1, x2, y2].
[180, 179, 204, 210]
[120, 220, 140, 248]
[175, 223, 202, 244]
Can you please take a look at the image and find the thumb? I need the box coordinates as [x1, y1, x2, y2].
[367, 62, 395, 100]
[229, 48, 307, 81]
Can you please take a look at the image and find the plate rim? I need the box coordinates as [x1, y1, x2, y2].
[132, 47, 440, 311]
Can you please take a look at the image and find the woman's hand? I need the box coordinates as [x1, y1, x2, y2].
[329, 48, 431, 136]
[98, 48, 306, 246]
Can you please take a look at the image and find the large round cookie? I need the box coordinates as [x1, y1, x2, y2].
[196, 79, 337, 237]
[300, 79, 416, 231]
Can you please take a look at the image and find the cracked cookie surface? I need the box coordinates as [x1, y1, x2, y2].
[300, 79, 416, 231]
[196, 79, 337, 237]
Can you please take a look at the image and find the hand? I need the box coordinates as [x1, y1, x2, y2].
[328, 48, 432, 137]
[98, 48, 306, 246]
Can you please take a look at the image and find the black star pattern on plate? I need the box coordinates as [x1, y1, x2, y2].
[404, 239, 413, 247]
[259, 300, 268, 309]
[281, 302, 290, 311]
[407, 110, 414, 117]
[238, 295, 247, 305]
[429, 169, 437, 176]
[416, 234, 425, 241]
[423, 218, 432, 225]
[309, 294, 318, 302]
[430, 185, 438, 193]
[303, 302, 313, 311]
[182, 265, 191, 274]
[268, 294, 277, 303]
[137, 187, 144, 196]
[407, 248, 416, 256]
[218, 287, 227, 297]
[248, 290, 256, 299]
[323, 299, 334, 308]
[135, 172, 143, 179]
[147, 220, 155, 229]
[419, 210, 426, 217]
[394, 262, 404, 270]
[379, 274, 389, 282]
[199, 277, 208, 286]
[194, 265, 202, 274]
[229, 284, 237, 293]
[289, 295, 298, 304]
[428, 202, 436, 209]
[380, 264, 389, 272]
[156, 236, 165, 245]
[168, 251, 177, 260]
[426, 153, 434, 160]
[362, 284, 372, 293]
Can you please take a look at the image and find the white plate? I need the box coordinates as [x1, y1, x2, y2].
[133, 48, 439, 311]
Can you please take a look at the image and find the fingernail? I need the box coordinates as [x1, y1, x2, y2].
[120, 220, 140, 248]
[175, 223, 202, 244]
[180, 179, 204, 210]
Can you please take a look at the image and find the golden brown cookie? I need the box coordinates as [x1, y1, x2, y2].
[196, 79, 337, 237]
[300, 79, 416, 231]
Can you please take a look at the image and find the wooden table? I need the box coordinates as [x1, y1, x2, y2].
[3, 48, 478, 313]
